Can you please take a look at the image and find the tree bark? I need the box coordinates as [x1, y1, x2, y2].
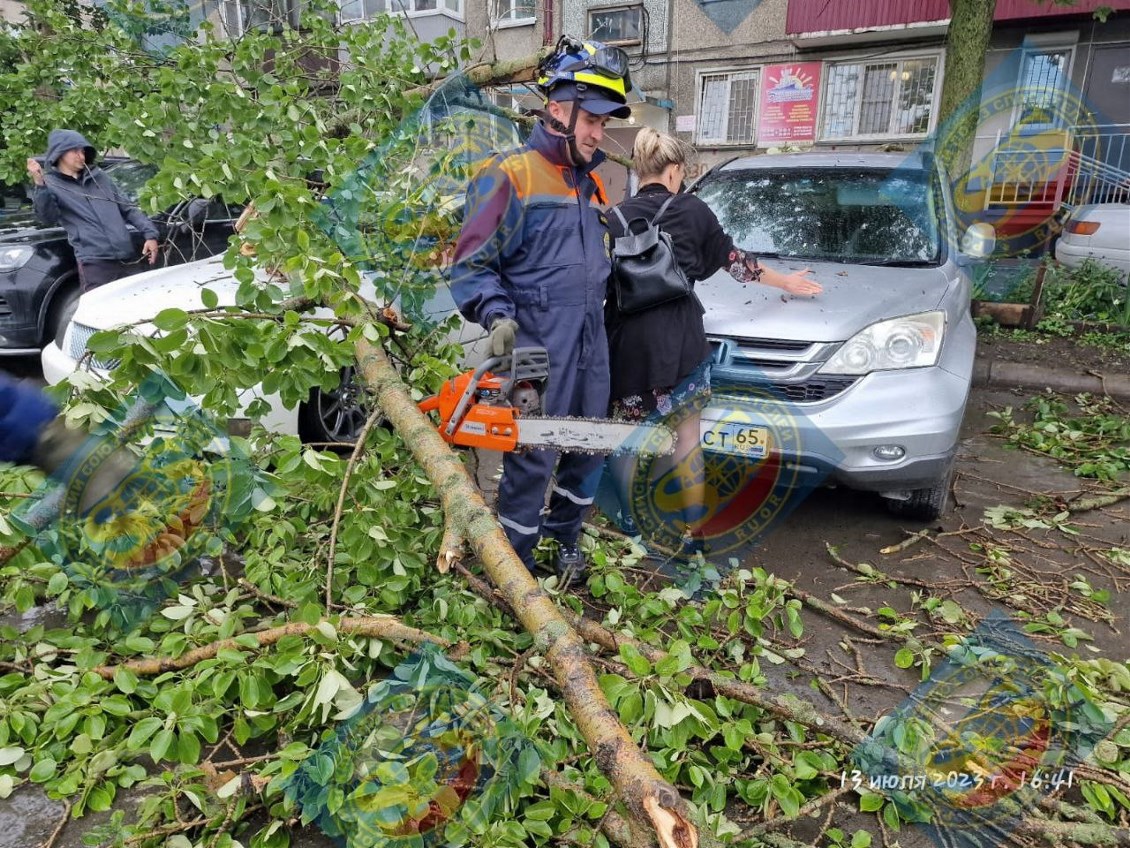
[354, 337, 698, 848]
[937, 0, 997, 180]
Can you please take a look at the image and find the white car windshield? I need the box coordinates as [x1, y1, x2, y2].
[695, 168, 943, 266]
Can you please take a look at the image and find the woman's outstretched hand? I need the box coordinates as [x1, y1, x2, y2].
[764, 266, 823, 297]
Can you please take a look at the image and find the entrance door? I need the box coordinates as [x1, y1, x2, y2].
[1082, 44, 1130, 177]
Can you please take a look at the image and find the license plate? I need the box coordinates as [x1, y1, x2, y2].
[700, 421, 770, 458]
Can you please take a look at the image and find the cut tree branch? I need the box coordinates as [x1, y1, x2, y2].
[354, 336, 697, 848]
[92, 616, 448, 679]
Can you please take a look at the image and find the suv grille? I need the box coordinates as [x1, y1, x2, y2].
[714, 377, 857, 404]
[68, 322, 122, 371]
[0, 296, 10, 319]
[708, 337, 857, 404]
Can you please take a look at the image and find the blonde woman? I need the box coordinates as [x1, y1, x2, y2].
[605, 128, 822, 552]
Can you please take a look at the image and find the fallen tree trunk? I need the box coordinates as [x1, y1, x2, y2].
[354, 336, 697, 848]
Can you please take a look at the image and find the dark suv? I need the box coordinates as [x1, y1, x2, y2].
[0, 159, 241, 354]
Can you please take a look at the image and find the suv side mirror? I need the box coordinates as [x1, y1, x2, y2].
[960, 222, 996, 259]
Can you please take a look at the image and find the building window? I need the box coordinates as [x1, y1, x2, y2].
[821, 56, 939, 141]
[339, 0, 460, 22]
[494, 0, 535, 24]
[697, 70, 759, 145]
[339, 0, 386, 23]
[1015, 48, 1072, 127]
[589, 5, 642, 46]
[221, 0, 297, 35]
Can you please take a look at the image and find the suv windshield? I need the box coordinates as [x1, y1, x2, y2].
[694, 167, 942, 265]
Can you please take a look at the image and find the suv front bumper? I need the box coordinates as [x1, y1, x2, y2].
[700, 361, 970, 494]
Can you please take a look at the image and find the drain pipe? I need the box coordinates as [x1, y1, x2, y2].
[544, 0, 554, 46]
[664, 0, 676, 131]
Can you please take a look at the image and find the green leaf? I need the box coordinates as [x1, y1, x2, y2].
[153, 308, 189, 332]
[518, 746, 541, 784]
[859, 793, 884, 812]
[894, 648, 915, 669]
[127, 718, 163, 751]
[619, 645, 651, 677]
[151, 729, 176, 763]
[29, 757, 57, 783]
[201, 287, 220, 309]
[0, 747, 25, 767]
[114, 668, 139, 695]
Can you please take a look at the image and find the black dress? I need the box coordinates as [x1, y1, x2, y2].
[605, 183, 739, 412]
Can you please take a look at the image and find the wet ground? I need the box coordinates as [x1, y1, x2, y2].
[2, 354, 1128, 847]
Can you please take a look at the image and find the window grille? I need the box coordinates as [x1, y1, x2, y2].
[1017, 49, 1071, 127]
[697, 70, 759, 145]
[821, 56, 939, 140]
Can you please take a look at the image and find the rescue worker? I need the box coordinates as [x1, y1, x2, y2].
[449, 36, 631, 581]
[0, 374, 134, 510]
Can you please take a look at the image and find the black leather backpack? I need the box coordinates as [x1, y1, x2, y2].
[610, 195, 692, 314]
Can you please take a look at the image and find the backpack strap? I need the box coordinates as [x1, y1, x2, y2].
[650, 194, 679, 227]
[611, 205, 630, 230]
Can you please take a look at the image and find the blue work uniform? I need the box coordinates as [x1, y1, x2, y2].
[0, 374, 57, 465]
[450, 121, 612, 568]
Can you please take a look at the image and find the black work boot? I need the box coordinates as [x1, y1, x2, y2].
[554, 541, 587, 588]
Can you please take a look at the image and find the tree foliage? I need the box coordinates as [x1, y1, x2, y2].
[1, 3, 1130, 848]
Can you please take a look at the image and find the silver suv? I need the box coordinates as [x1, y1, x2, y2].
[691, 152, 988, 521]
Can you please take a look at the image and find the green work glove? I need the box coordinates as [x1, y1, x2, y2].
[31, 417, 138, 516]
[489, 317, 519, 358]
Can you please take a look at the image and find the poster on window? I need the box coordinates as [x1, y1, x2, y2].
[757, 63, 822, 146]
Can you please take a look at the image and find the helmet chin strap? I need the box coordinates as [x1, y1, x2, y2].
[525, 103, 588, 168]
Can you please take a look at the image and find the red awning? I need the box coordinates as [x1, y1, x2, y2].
[786, 0, 1130, 36]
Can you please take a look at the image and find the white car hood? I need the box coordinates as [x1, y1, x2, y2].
[71, 257, 239, 332]
[697, 258, 951, 343]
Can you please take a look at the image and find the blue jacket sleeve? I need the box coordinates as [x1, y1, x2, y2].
[32, 184, 61, 227]
[0, 374, 58, 465]
[449, 160, 523, 330]
[110, 180, 159, 241]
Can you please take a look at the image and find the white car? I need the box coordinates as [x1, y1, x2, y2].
[1055, 203, 1130, 281]
[41, 256, 480, 443]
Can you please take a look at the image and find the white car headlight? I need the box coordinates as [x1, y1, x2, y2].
[819, 311, 945, 375]
[0, 245, 34, 271]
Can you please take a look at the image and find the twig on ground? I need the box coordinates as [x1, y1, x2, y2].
[325, 405, 386, 608]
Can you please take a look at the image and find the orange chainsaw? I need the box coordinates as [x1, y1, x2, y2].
[418, 347, 676, 456]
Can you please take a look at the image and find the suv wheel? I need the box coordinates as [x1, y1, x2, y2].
[297, 364, 372, 446]
[882, 459, 956, 522]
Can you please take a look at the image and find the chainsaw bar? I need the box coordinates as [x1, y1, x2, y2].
[515, 417, 676, 456]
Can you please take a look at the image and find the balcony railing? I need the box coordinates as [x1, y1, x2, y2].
[984, 124, 1130, 212]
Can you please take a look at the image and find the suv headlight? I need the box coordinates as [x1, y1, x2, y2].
[0, 246, 34, 271]
[819, 311, 945, 375]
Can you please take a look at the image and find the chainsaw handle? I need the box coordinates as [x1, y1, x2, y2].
[443, 356, 501, 437]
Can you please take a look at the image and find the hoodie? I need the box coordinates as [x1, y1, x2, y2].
[32, 129, 158, 262]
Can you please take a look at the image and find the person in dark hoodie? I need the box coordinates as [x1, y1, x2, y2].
[26, 129, 160, 292]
